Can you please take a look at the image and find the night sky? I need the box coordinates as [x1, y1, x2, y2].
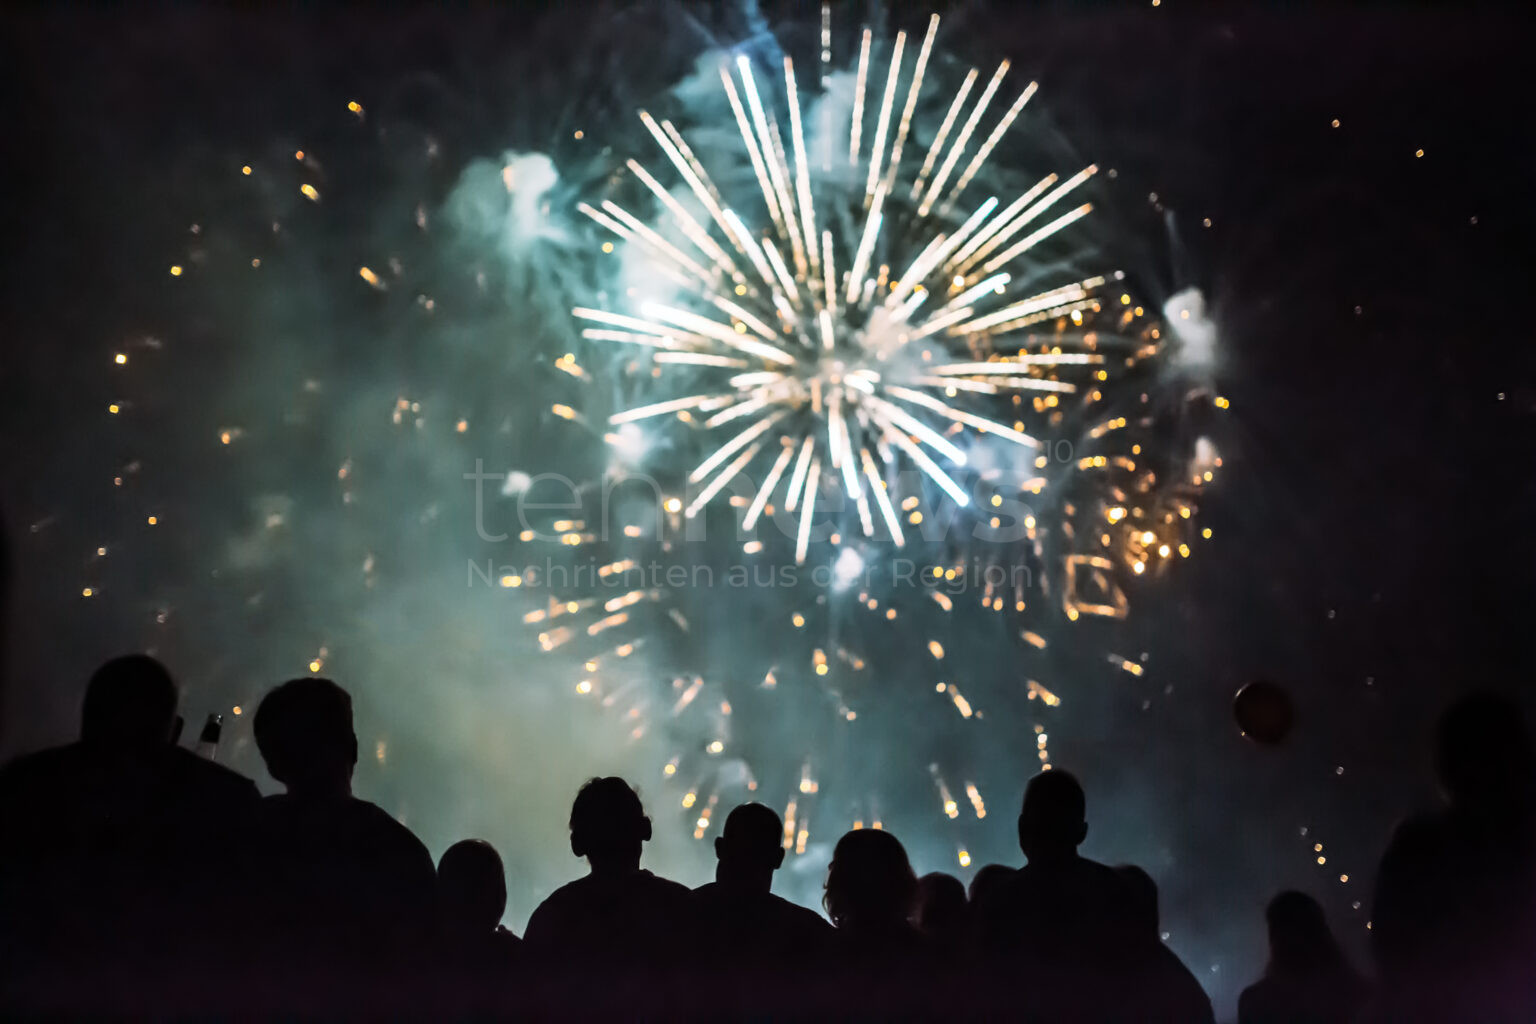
[3, 3, 1533, 1017]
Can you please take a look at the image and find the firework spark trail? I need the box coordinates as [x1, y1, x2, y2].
[536, 8, 1225, 854]
[109, 9, 1224, 912]
[572, 13, 1147, 564]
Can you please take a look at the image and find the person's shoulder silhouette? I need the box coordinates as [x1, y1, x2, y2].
[523, 776, 689, 958]
[689, 802, 831, 966]
[0, 654, 258, 814]
[820, 828, 948, 1015]
[992, 770, 1130, 957]
[915, 872, 969, 956]
[1371, 692, 1536, 1019]
[970, 770, 1134, 1019]
[245, 677, 435, 974]
[968, 863, 1016, 909]
[439, 838, 521, 963]
[434, 839, 520, 1008]
[1238, 890, 1364, 1024]
[823, 827, 929, 960]
[1116, 864, 1214, 1024]
[0, 654, 258, 985]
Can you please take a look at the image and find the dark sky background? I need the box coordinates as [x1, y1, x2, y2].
[3, 2, 1533, 1017]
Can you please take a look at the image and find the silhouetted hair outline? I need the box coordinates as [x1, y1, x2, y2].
[969, 862, 1014, 905]
[716, 802, 785, 870]
[569, 776, 651, 859]
[81, 653, 178, 744]
[915, 871, 967, 937]
[1266, 889, 1348, 974]
[824, 828, 917, 928]
[253, 677, 357, 789]
[439, 839, 508, 934]
[1019, 769, 1089, 854]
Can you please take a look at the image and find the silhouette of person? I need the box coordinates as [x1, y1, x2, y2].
[686, 803, 832, 1012]
[523, 777, 690, 957]
[968, 862, 1015, 908]
[820, 828, 940, 1013]
[244, 677, 435, 986]
[435, 839, 520, 1009]
[978, 770, 1131, 956]
[915, 872, 969, 956]
[972, 770, 1133, 1019]
[439, 839, 521, 965]
[1370, 692, 1536, 1020]
[824, 828, 929, 958]
[1239, 890, 1365, 1024]
[1116, 864, 1214, 1024]
[0, 654, 257, 1003]
[690, 802, 832, 964]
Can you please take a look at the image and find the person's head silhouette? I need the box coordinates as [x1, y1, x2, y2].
[1435, 692, 1534, 816]
[1266, 890, 1344, 974]
[438, 839, 507, 936]
[824, 828, 917, 930]
[968, 862, 1014, 906]
[80, 654, 178, 748]
[1018, 769, 1088, 864]
[714, 802, 785, 890]
[253, 677, 357, 798]
[569, 776, 651, 874]
[916, 871, 967, 939]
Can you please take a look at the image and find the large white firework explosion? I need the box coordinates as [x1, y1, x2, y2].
[573, 13, 1144, 564]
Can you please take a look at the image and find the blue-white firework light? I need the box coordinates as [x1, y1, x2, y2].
[535, 8, 1226, 862]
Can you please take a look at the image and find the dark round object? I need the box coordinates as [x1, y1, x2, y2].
[1234, 680, 1295, 745]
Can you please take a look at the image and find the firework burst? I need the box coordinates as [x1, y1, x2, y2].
[90, 2, 1225, 879]
[546, 10, 1226, 861]
[574, 13, 1136, 562]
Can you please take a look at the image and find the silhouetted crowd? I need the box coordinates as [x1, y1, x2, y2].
[1, 656, 1532, 1020]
